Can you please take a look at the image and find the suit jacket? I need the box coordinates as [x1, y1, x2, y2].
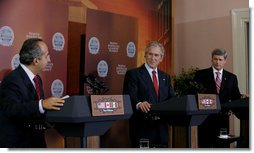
[123, 64, 174, 147]
[0, 65, 46, 147]
[193, 67, 241, 103]
[193, 67, 241, 147]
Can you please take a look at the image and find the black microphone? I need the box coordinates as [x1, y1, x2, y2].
[189, 80, 206, 93]
[84, 74, 109, 93]
[84, 74, 100, 90]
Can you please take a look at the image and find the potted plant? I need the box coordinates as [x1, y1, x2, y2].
[173, 67, 199, 97]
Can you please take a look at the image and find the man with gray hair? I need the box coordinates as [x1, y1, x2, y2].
[123, 41, 174, 148]
[0, 38, 65, 147]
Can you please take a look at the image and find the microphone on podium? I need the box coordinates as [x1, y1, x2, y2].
[84, 74, 109, 94]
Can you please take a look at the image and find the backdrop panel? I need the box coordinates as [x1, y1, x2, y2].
[0, 0, 68, 98]
[84, 8, 138, 95]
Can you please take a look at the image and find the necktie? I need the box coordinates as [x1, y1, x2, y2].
[215, 72, 221, 94]
[152, 70, 159, 96]
[33, 75, 40, 100]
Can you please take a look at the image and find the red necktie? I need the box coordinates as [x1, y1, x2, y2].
[215, 72, 221, 94]
[152, 70, 159, 96]
[33, 75, 40, 100]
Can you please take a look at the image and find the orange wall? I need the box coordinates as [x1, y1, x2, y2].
[173, 0, 249, 74]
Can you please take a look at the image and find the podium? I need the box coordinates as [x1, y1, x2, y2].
[221, 98, 249, 148]
[221, 97, 249, 120]
[150, 95, 221, 147]
[46, 95, 133, 148]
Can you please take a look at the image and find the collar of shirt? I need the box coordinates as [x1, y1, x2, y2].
[212, 66, 223, 80]
[20, 64, 37, 88]
[145, 63, 159, 83]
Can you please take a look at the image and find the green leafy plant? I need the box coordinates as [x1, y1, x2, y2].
[173, 67, 199, 97]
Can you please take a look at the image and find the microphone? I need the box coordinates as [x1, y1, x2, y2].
[84, 74, 109, 94]
[84, 74, 100, 90]
[189, 80, 206, 93]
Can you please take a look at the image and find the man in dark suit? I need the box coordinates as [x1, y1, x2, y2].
[0, 38, 65, 148]
[123, 41, 174, 148]
[193, 48, 242, 148]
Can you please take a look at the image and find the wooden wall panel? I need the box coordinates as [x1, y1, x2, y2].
[67, 21, 86, 95]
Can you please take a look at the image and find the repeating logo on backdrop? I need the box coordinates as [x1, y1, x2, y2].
[52, 32, 65, 51]
[126, 41, 136, 58]
[11, 54, 20, 70]
[89, 37, 100, 54]
[51, 79, 64, 97]
[0, 26, 14, 46]
[97, 60, 108, 77]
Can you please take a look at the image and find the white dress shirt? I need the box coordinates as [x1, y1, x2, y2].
[20, 64, 45, 114]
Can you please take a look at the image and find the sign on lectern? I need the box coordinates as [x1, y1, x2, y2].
[90, 95, 124, 116]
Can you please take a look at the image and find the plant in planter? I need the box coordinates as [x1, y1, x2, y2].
[173, 67, 199, 97]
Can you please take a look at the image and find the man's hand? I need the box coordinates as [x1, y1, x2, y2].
[42, 97, 65, 110]
[138, 101, 151, 113]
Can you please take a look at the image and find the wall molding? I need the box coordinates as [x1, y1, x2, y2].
[231, 8, 249, 94]
[231, 8, 249, 140]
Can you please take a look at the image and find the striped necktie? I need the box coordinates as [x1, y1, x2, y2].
[215, 72, 221, 94]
